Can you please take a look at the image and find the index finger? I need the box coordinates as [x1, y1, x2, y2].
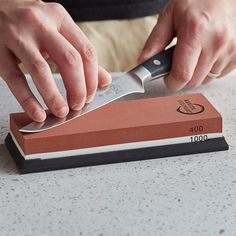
[164, 28, 201, 91]
[60, 15, 99, 103]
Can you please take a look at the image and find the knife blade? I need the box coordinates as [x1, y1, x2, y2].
[19, 46, 174, 133]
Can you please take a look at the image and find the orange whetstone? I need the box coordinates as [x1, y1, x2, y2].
[10, 93, 222, 156]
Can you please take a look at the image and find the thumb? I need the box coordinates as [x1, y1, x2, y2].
[138, 3, 174, 63]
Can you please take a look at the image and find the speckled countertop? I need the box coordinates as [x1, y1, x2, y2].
[0, 73, 235, 236]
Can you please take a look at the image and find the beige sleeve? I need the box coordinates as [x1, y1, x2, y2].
[78, 16, 157, 72]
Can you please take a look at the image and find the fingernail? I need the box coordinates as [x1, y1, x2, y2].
[105, 73, 112, 81]
[34, 110, 46, 122]
[107, 74, 112, 83]
[164, 75, 182, 92]
[71, 102, 84, 110]
[86, 94, 95, 104]
[57, 106, 69, 117]
[100, 75, 112, 88]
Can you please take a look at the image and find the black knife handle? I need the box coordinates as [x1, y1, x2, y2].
[141, 46, 175, 79]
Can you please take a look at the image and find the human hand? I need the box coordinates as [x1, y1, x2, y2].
[139, 0, 236, 91]
[0, 0, 111, 122]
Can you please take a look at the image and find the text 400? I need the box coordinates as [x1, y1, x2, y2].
[190, 135, 208, 142]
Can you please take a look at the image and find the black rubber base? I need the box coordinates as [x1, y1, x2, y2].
[5, 133, 229, 174]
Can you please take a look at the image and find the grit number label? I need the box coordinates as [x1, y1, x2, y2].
[190, 135, 208, 143]
[189, 125, 208, 142]
[189, 125, 204, 133]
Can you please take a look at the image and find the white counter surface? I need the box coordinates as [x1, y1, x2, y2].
[0, 73, 235, 236]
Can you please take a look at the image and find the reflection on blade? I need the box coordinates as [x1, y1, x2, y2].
[19, 74, 144, 133]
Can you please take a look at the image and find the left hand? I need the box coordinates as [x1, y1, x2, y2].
[139, 0, 236, 91]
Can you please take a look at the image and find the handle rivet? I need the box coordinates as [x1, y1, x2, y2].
[153, 59, 161, 66]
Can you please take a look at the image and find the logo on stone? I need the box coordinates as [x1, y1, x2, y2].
[177, 99, 205, 115]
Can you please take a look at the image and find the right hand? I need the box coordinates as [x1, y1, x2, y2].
[0, 0, 112, 122]
[139, 0, 236, 91]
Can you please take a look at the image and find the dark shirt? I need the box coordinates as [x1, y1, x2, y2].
[44, 0, 169, 21]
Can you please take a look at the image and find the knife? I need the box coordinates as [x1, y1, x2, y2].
[19, 46, 174, 133]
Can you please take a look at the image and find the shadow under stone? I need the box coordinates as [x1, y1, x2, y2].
[0, 144, 18, 175]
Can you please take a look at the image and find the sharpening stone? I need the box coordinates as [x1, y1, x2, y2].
[5, 93, 229, 174]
